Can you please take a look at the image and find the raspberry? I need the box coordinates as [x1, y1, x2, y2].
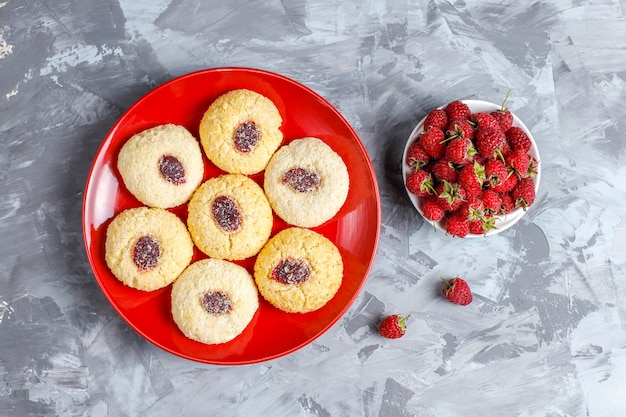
[436, 181, 466, 212]
[422, 197, 446, 221]
[485, 159, 508, 188]
[406, 142, 430, 170]
[420, 128, 446, 159]
[445, 100, 471, 122]
[445, 138, 476, 165]
[505, 126, 532, 152]
[505, 148, 530, 178]
[457, 162, 485, 197]
[423, 109, 449, 131]
[471, 112, 501, 131]
[406, 170, 435, 197]
[475, 127, 506, 159]
[512, 177, 536, 210]
[445, 212, 470, 237]
[430, 158, 458, 183]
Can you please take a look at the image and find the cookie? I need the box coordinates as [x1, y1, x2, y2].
[117, 124, 204, 208]
[187, 174, 273, 260]
[171, 259, 259, 345]
[253, 227, 343, 313]
[263, 137, 350, 228]
[199, 89, 283, 175]
[104, 207, 194, 291]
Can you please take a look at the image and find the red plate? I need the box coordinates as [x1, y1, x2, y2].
[82, 67, 381, 365]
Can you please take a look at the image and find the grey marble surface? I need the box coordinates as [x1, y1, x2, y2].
[2, 0, 626, 416]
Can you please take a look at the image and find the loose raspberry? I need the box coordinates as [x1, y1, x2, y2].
[442, 277, 473, 305]
[379, 315, 409, 339]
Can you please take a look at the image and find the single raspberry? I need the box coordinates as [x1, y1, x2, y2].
[469, 215, 497, 235]
[475, 127, 506, 159]
[445, 137, 476, 165]
[490, 90, 513, 131]
[421, 197, 446, 222]
[406, 142, 430, 170]
[423, 109, 449, 131]
[446, 120, 475, 140]
[492, 172, 518, 193]
[445, 212, 470, 237]
[442, 277, 473, 305]
[420, 127, 446, 159]
[436, 181, 466, 212]
[511, 177, 536, 210]
[406, 170, 435, 197]
[379, 314, 409, 339]
[430, 158, 458, 183]
[471, 112, 501, 132]
[480, 189, 501, 214]
[445, 100, 471, 122]
[505, 126, 532, 152]
[499, 192, 515, 214]
[458, 196, 485, 221]
[505, 148, 530, 178]
[457, 161, 485, 197]
[485, 159, 508, 188]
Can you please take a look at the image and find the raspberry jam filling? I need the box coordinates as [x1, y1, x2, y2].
[233, 121, 260, 153]
[212, 195, 242, 232]
[132, 235, 161, 271]
[159, 155, 186, 185]
[271, 258, 310, 285]
[281, 167, 320, 193]
[201, 291, 233, 315]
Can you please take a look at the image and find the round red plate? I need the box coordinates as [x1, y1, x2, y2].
[82, 67, 381, 365]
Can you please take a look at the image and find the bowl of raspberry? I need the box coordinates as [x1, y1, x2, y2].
[402, 98, 541, 238]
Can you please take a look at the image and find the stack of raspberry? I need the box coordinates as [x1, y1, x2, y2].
[405, 99, 538, 237]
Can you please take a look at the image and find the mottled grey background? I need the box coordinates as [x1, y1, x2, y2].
[1, 0, 626, 416]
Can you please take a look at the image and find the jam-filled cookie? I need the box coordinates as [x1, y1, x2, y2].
[263, 137, 349, 228]
[117, 124, 204, 208]
[104, 207, 194, 291]
[199, 89, 283, 175]
[187, 174, 273, 260]
[253, 227, 343, 313]
[171, 259, 259, 345]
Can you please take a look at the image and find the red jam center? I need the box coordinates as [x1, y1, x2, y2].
[271, 258, 310, 285]
[212, 195, 242, 232]
[132, 235, 161, 271]
[233, 121, 260, 153]
[159, 155, 186, 185]
[281, 167, 321, 193]
[201, 291, 233, 315]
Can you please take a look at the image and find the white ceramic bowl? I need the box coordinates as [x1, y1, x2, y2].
[402, 99, 541, 237]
